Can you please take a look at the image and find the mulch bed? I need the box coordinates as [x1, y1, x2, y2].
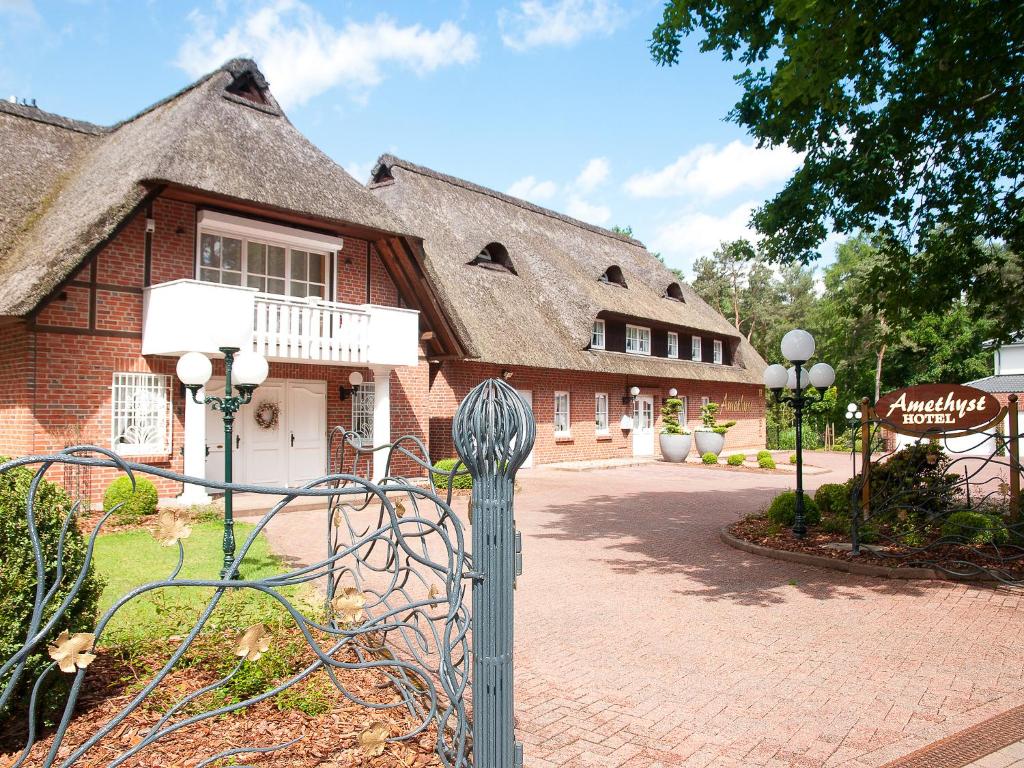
[729, 516, 1024, 579]
[1, 628, 450, 768]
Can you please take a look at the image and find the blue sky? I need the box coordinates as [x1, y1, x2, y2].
[0, 0, 832, 278]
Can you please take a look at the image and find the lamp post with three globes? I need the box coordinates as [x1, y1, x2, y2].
[762, 329, 836, 539]
[176, 347, 269, 578]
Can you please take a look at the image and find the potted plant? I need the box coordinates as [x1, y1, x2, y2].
[694, 401, 736, 457]
[659, 397, 692, 462]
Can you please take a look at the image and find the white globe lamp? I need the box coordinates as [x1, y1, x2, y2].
[786, 366, 809, 391]
[176, 352, 212, 388]
[781, 329, 816, 363]
[762, 364, 788, 391]
[232, 351, 269, 388]
[349, 371, 364, 387]
[808, 362, 836, 390]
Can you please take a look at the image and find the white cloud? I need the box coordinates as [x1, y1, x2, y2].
[176, 0, 478, 108]
[565, 196, 611, 225]
[625, 140, 801, 201]
[649, 201, 759, 275]
[344, 159, 374, 184]
[507, 175, 558, 202]
[499, 0, 624, 51]
[573, 156, 609, 194]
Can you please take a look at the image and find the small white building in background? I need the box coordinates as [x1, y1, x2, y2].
[894, 336, 1024, 455]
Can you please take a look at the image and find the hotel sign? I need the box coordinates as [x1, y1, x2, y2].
[876, 384, 1001, 435]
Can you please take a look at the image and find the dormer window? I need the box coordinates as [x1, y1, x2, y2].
[226, 72, 269, 105]
[471, 242, 516, 273]
[591, 319, 606, 349]
[600, 265, 627, 287]
[665, 282, 684, 301]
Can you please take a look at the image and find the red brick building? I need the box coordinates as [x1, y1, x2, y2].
[0, 60, 767, 503]
[368, 156, 767, 467]
[0, 60, 462, 501]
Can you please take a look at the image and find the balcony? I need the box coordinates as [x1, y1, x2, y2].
[142, 280, 419, 368]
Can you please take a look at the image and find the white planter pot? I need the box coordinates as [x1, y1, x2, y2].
[659, 433, 692, 463]
[694, 430, 725, 457]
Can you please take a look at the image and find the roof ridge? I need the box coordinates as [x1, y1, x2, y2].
[373, 153, 647, 249]
[0, 59, 268, 138]
[0, 100, 107, 136]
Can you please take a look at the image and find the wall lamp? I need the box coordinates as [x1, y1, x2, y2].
[621, 385, 640, 405]
[338, 370, 364, 400]
[662, 387, 678, 405]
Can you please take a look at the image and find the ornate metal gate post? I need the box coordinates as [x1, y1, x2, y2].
[453, 379, 535, 768]
[1009, 394, 1020, 520]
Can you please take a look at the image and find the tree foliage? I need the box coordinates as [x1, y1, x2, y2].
[651, 0, 1024, 337]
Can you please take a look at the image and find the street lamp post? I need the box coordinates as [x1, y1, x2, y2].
[176, 346, 269, 578]
[762, 329, 835, 539]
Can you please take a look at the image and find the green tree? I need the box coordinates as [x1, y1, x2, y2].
[651, 0, 1024, 338]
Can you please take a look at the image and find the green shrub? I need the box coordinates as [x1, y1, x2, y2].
[0, 458, 104, 715]
[867, 444, 961, 522]
[431, 458, 472, 490]
[766, 491, 820, 527]
[789, 454, 798, 464]
[779, 427, 822, 450]
[701, 452, 719, 465]
[758, 454, 776, 469]
[700, 402, 736, 435]
[821, 515, 850, 535]
[756, 450, 772, 461]
[814, 483, 851, 518]
[103, 476, 158, 524]
[940, 511, 1009, 545]
[660, 398, 690, 435]
[727, 453, 745, 466]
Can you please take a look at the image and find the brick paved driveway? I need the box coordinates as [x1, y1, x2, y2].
[243, 455, 1024, 767]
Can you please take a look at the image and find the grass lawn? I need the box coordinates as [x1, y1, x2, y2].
[93, 520, 309, 647]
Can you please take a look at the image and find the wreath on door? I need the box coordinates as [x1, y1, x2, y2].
[254, 400, 280, 431]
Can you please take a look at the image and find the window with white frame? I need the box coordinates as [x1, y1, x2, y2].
[591, 319, 606, 349]
[625, 324, 651, 355]
[701, 396, 710, 407]
[351, 383, 374, 447]
[554, 391, 571, 435]
[714, 339, 724, 364]
[691, 335, 702, 361]
[595, 392, 609, 434]
[678, 395, 689, 427]
[111, 373, 171, 455]
[197, 212, 339, 301]
[667, 332, 679, 359]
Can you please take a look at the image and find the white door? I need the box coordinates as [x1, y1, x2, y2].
[243, 383, 287, 486]
[633, 396, 655, 456]
[287, 380, 327, 487]
[516, 389, 534, 468]
[204, 379, 236, 484]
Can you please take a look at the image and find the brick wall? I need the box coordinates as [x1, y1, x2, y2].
[430, 361, 766, 464]
[0, 318, 36, 458]
[3, 194, 419, 503]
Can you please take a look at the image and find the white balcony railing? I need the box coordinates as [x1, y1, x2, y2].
[253, 294, 370, 362]
[142, 280, 420, 368]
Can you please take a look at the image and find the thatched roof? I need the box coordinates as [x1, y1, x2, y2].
[368, 155, 767, 384]
[0, 59, 413, 316]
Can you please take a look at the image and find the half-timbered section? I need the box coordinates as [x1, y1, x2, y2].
[368, 155, 767, 466]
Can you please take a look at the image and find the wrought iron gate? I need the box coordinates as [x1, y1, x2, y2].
[0, 378, 533, 767]
[849, 393, 1024, 583]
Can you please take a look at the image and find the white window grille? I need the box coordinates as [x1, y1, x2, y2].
[554, 391, 571, 435]
[111, 373, 171, 455]
[351, 383, 374, 447]
[692, 335, 702, 361]
[626, 325, 651, 355]
[592, 319, 606, 349]
[667, 332, 679, 359]
[595, 393, 609, 434]
[714, 339, 724, 364]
